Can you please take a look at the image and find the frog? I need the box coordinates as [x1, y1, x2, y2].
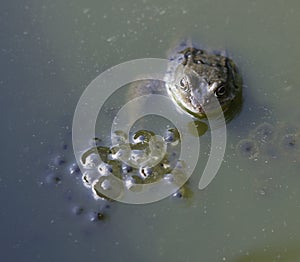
[162, 46, 297, 170]
[165, 46, 243, 119]
[124, 44, 243, 122]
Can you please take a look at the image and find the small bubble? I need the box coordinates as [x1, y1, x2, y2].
[259, 189, 266, 196]
[83, 8, 90, 14]
[106, 36, 117, 43]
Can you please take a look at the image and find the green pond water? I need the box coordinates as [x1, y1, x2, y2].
[1, 0, 300, 261]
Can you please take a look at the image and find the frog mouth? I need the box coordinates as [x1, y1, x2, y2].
[168, 90, 207, 118]
[169, 88, 233, 119]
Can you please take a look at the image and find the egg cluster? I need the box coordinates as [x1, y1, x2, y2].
[80, 128, 189, 201]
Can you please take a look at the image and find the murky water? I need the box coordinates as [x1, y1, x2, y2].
[1, 1, 300, 261]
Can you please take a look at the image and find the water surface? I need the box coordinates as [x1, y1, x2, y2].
[1, 1, 300, 261]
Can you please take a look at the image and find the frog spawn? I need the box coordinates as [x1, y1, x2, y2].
[44, 149, 110, 224]
[43, 127, 190, 223]
[235, 121, 300, 197]
[236, 121, 300, 162]
[80, 128, 189, 201]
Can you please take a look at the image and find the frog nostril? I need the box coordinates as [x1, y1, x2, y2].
[179, 78, 187, 89]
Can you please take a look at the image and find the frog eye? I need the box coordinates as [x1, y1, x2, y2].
[184, 51, 192, 58]
[215, 86, 226, 97]
[193, 57, 203, 64]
